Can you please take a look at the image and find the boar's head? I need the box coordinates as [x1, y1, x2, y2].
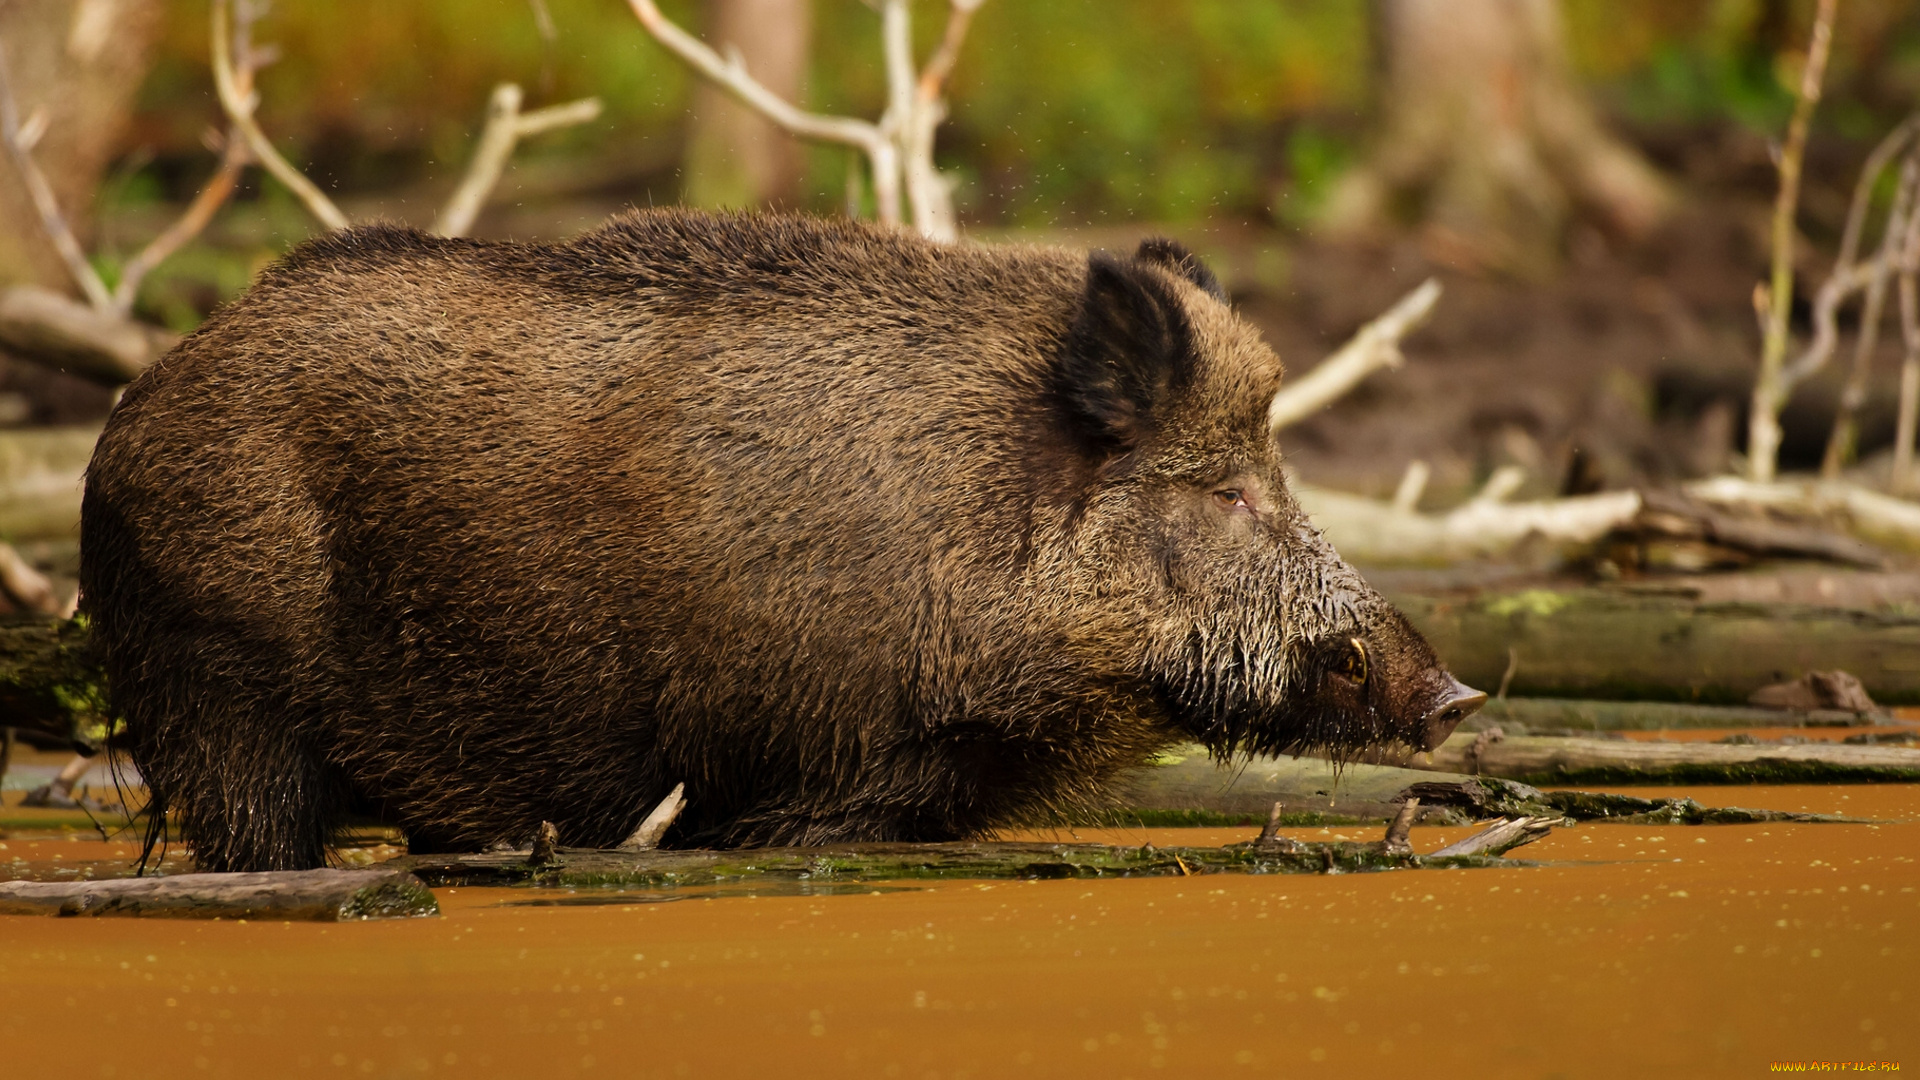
[1045, 239, 1483, 762]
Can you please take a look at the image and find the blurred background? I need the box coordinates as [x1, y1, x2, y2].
[6, 0, 1920, 811]
[4, 0, 1920, 505]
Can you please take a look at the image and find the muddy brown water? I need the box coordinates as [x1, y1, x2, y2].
[2, 785, 1915, 1079]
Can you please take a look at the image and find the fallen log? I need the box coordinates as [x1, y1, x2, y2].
[1106, 749, 1476, 826]
[1406, 730, 1920, 785]
[0, 868, 439, 920]
[396, 839, 1523, 890]
[1118, 746, 1854, 825]
[1393, 587, 1920, 704]
[1294, 482, 1641, 565]
[0, 286, 173, 385]
[1474, 696, 1883, 733]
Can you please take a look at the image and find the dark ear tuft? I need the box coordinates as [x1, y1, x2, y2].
[1135, 238, 1225, 301]
[1057, 251, 1194, 452]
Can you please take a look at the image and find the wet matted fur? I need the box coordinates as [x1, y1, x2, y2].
[81, 210, 1478, 871]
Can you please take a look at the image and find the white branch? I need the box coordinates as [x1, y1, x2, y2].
[1390, 459, 1430, 514]
[624, 0, 895, 225]
[1267, 278, 1442, 436]
[618, 783, 687, 851]
[1686, 475, 1920, 546]
[1294, 482, 1642, 565]
[432, 84, 602, 239]
[0, 41, 113, 310]
[880, 0, 916, 139]
[111, 131, 252, 316]
[917, 0, 988, 105]
[211, 0, 349, 232]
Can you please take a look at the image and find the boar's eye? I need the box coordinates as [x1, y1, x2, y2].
[1211, 489, 1251, 512]
[1333, 637, 1369, 684]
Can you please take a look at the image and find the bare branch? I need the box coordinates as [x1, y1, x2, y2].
[917, 0, 987, 105]
[211, 0, 349, 232]
[1380, 797, 1419, 856]
[432, 84, 602, 239]
[110, 133, 252, 316]
[1893, 195, 1920, 493]
[1390, 459, 1430, 514]
[1822, 147, 1919, 476]
[618, 783, 687, 851]
[1266, 278, 1442, 435]
[624, 0, 894, 224]
[1748, 0, 1838, 482]
[0, 40, 113, 309]
[880, 0, 916, 137]
[1427, 816, 1557, 859]
[0, 541, 60, 616]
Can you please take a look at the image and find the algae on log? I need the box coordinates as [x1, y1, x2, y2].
[1408, 731, 1920, 785]
[395, 840, 1524, 891]
[0, 868, 439, 920]
[1391, 588, 1920, 704]
[0, 617, 105, 746]
[1398, 775, 1855, 824]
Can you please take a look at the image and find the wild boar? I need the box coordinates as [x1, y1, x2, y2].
[80, 211, 1483, 872]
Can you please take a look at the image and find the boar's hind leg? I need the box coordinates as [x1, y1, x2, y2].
[124, 631, 344, 874]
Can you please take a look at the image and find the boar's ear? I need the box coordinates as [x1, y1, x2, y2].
[1058, 251, 1195, 452]
[1134, 238, 1225, 302]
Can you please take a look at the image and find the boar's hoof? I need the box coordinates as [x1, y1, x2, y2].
[1420, 679, 1487, 751]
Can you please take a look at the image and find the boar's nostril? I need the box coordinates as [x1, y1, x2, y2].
[1419, 680, 1487, 751]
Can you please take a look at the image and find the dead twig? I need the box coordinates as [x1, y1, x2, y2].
[0, 39, 113, 309]
[627, 0, 897, 223]
[1266, 279, 1442, 434]
[1427, 815, 1557, 859]
[625, 0, 985, 239]
[431, 84, 602, 238]
[212, 0, 349, 231]
[108, 131, 252, 317]
[1748, 0, 1839, 482]
[1380, 797, 1419, 856]
[528, 821, 561, 866]
[1895, 169, 1920, 493]
[618, 782, 688, 851]
[1821, 127, 1920, 476]
[0, 541, 60, 615]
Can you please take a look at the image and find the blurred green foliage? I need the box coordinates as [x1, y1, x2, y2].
[103, 0, 1920, 326]
[128, 0, 1920, 224]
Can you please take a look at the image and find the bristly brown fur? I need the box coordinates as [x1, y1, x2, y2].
[81, 210, 1475, 872]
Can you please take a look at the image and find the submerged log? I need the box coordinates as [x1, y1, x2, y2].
[0, 868, 439, 920]
[396, 839, 1525, 890]
[1407, 730, 1920, 785]
[1392, 587, 1920, 704]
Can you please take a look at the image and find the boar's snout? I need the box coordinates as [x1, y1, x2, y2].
[1418, 677, 1486, 751]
